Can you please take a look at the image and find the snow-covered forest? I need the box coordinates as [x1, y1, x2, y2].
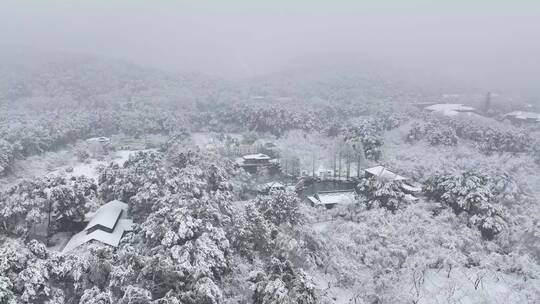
[0, 49, 539, 304]
[1, 2, 540, 303]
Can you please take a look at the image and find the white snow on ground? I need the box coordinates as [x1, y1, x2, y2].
[309, 261, 539, 304]
[418, 269, 539, 304]
[50, 149, 145, 180]
[191, 132, 221, 149]
[69, 160, 101, 180]
[115, 150, 137, 167]
[312, 272, 356, 303]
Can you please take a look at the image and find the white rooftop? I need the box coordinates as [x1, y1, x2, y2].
[62, 219, 133, 253]
[87, 137, 110, 143]
[85, 200, 128, 232]
[242, 153, 271, 160]
[365, 166, 407, 181]
[63, 200, 133, 253]
[505, 111, 540, 121]
[424, 104, 476, 116]
[307, 191, 356, 206]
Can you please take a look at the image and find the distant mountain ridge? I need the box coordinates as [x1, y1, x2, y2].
[0, 48, 486, 110]
[0, 48, 236, 108]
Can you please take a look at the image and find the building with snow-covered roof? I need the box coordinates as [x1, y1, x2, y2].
[504, 111, 540, 123]
[62, 200, 133, 253]
[236, 153, 282, 175]
[424, 104, 477, 117]
[364, 166, 407, 181]
[236, 153, 272, 168]
[243, 153, 271, 162]
[306, 190, 356, 209]
[364, 166, 422, 194]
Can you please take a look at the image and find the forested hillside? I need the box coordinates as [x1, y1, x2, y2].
[1, 51, 539, 303]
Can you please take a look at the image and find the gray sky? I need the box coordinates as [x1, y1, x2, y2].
[1, 1, 539, 95]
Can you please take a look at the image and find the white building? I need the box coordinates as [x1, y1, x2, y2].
[364, 166, 422, 193]
[62, 200, 133, 253]
[306, 190, 356, 209]
[236, 153, 272, 167]
[364, 165, 407, 181]
[243, 153, 271, 162]
[424, 104, 477, 117]
[504, 111, 540, 123]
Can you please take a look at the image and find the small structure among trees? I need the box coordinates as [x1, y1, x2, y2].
[504, 111, 540, 124]
[364, 165, 407, 181]
[237, 153, 280, 174]
[86, 136, 111, 157]
[239, 153, 271, 165]
[306, 190, 356, 209]
[62, 200, 133, 253]
[364, 165, 422, 194]
[424, 103, 477, 116]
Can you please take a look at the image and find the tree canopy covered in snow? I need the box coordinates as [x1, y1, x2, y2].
[1, 52, 539, 303]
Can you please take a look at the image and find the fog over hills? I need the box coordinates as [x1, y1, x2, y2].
[0, 49, 237, 107]
[0, 48, 497, 107]
[1, 1, 539, 97]
[1, 2, 540, 304]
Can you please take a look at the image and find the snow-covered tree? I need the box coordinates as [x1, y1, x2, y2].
[251, 256, 317, 304]
[231, 204, 276, 258]
[0, 175, 98, 237]
[118, 285, 152, 304]
[424, 172, 507, 239]
[0, 139, 14, 175]
[254, 190, 300, 226]
[425, 124, 458, 146]
[79, 287, 112, 304]
[356, 177, 406, 212]
[0, 276, 15, 304]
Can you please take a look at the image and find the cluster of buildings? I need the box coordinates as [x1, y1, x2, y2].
[234, 149, 423, 210]
[305, 165, 422, 209]
[417, 101, 540, 125]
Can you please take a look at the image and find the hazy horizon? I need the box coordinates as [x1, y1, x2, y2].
[1, 1, 539, 96]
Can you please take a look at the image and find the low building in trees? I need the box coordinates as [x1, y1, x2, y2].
[62, 200, 133, 253]
[504, 111, 540, 124]
[296, 177, 357, 197]
[365, 165, 407, 181]
[424, 103, 477, 116]
[86, 136, 111, 157]
[240, 153, 271, 165]
[364, 165, 422, 194]
[306, 190, 356, 209]
[236, 153, 280, 174]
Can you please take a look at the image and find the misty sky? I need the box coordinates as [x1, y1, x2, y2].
[1, 1, 539, 95]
